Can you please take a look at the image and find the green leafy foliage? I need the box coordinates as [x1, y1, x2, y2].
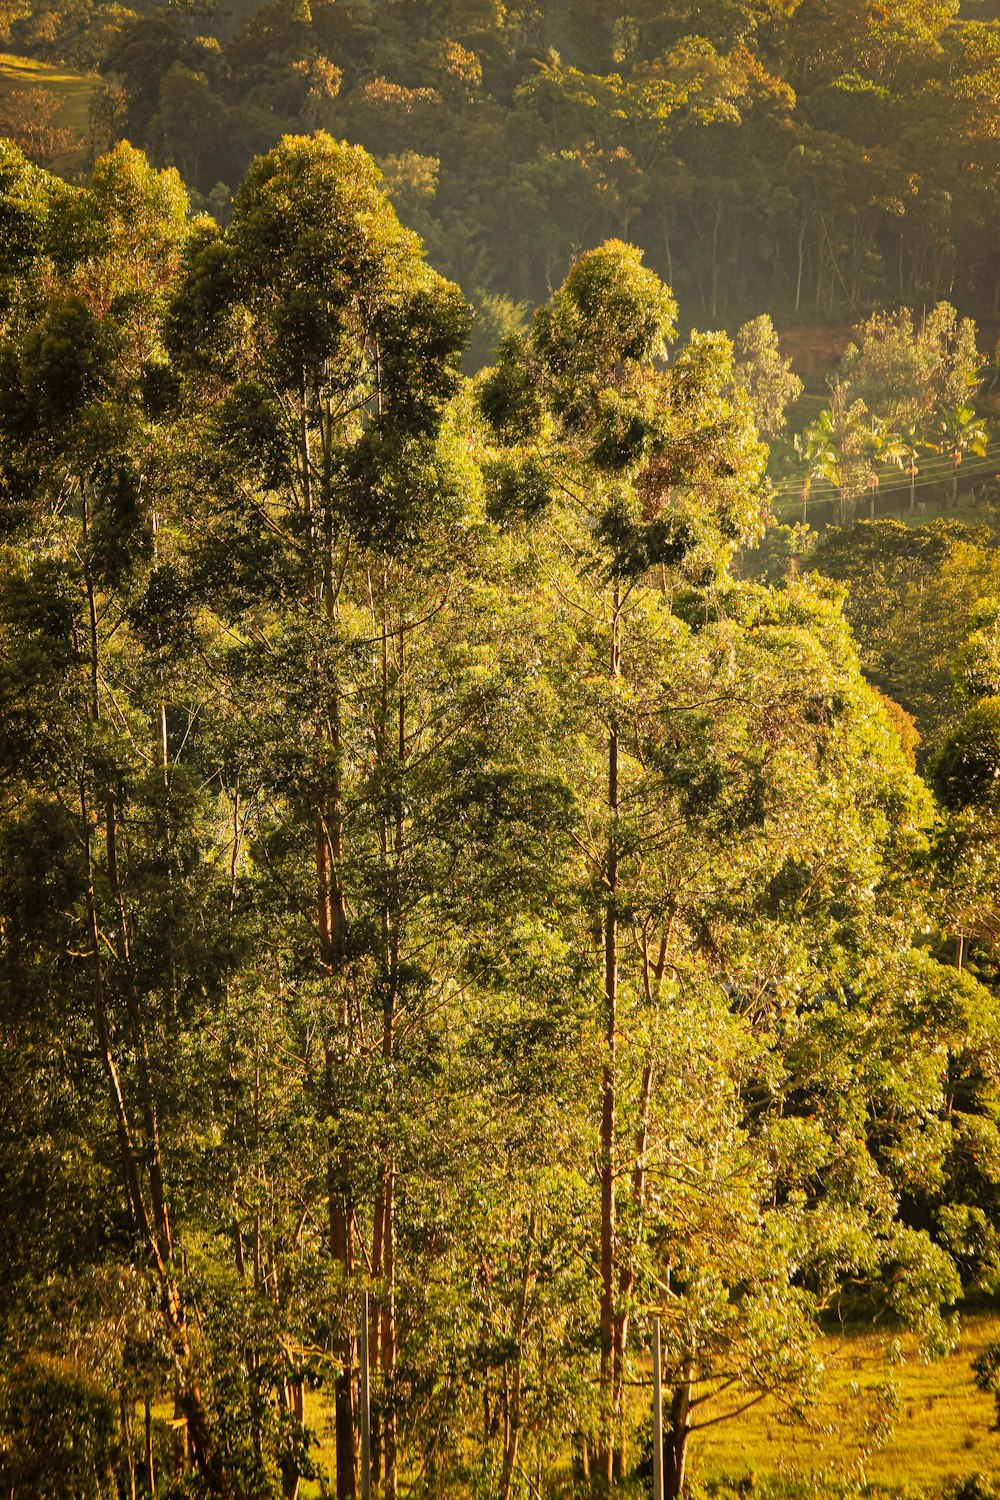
[0, 135, 997, 1500]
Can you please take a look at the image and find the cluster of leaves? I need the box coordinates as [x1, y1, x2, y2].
[0, 133, 998, 1500]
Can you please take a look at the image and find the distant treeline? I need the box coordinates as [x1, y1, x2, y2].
[4, 0, 1000, 345]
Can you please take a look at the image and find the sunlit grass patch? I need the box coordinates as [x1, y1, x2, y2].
[691, 1316, 1000, 1496]
[0, 51, 99, 142]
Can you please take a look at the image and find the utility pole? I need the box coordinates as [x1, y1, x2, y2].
[359, 1292, 371, 1500]
[652, 1316, 664, 1500]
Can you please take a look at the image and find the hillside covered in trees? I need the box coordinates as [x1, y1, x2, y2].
[3, 0, 1000, 342]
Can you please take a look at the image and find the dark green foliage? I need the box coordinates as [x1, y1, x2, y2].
[595, 499, 693, 579]
[477, 334, 544, 441]
[933, 697, 1000, 808]
[0, 294, 116, 443]
[485, 454, 553, 526]
[0, 1356, 120, 1500]
[219, 381, 293, 490]
[373, 281, 472, 436]
[17, 0, 984, 336]
[338, 427, 465, 551]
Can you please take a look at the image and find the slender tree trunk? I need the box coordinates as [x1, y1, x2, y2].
[163, 1285, 225, 1492]
[83, 792, 150, 1238]
[84, 803, 222, 1489]
[281, 1373, 305, 1499]
[611, 1055, 655, 1475]
[328, 1042, 356, 1500]
[122, 1387, 137, 1500]
[666, 1369, 692, 1500]
[611, 925, 667, 1476]
[316, 497, 356, 1499]
[145, 1396, 155, 1498]
[78, 485, 225, 1493]
[381, 1170, 397, 1500]
[499, 1214, 536, 1500]
[105, 792, 172, 1264]
[375, 601, 405, 1500]
[598, 581, 621, 1488]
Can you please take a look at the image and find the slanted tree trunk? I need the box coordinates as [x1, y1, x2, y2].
[80, 478, 226, 1495]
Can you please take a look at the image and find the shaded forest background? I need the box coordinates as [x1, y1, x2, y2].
[3, 0, 1000, 358]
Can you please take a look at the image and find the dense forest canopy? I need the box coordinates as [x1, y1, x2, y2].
[2, 0, 1000, 336]
[1, 119, 1000, 1499]
[2, 0, 1000, 1497]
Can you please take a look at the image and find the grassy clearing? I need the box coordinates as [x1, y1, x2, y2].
[0, 50, 99, 140]
[296, 1317, 1000, 1498]
[691, 1318, 1000, 1497]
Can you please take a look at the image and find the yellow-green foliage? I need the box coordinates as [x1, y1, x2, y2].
[297, 1320, 1000, 1498]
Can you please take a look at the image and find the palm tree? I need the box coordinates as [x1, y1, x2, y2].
[797, 384, 867, 525]
[896, 422, 925, 517]
[859, 415, 906, 519]
[935, 403, 990, 507]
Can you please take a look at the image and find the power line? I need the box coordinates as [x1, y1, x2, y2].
[769, 448, 1000, 498]
[769, 450, 1000, 508]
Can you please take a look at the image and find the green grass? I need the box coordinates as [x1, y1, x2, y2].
[0, 51, 99, 143]
[293, 1319, 1000, 1498]
[691, 1318, 1000, 1497]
